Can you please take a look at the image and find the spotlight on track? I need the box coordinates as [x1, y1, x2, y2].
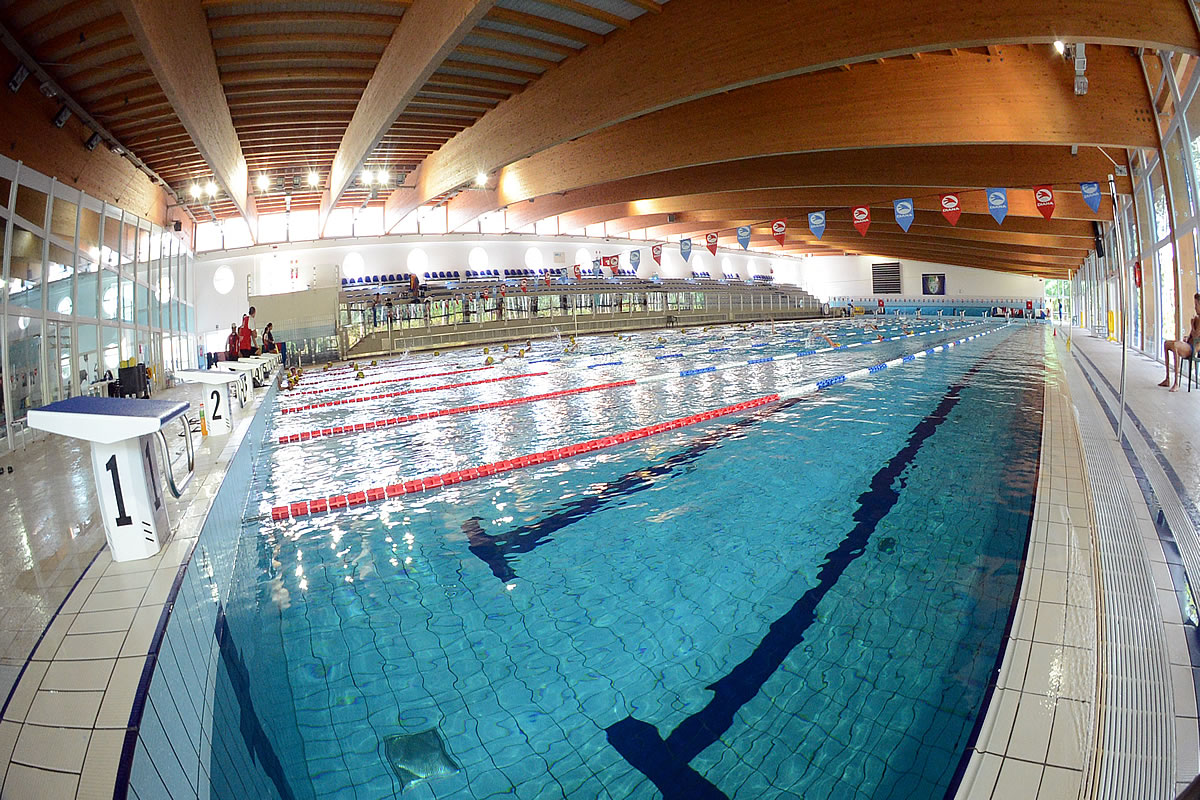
[1053, 40, 1065, 55]
[52, 105, 71, 128]
[85, 132, 101, 151]
[8, 64, 29, 93]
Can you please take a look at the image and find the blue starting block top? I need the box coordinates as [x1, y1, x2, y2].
[28, 396, 190, 444]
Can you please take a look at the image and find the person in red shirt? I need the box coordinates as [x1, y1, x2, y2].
[238, 306, 258, 357]
[225, 323, 239, 361]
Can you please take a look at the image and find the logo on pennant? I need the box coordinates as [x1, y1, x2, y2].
[592, 258, 602, 276]
[808, 211, 826, 240]
[893, 199, 914, 232]
[852, 205, 871, 236]
[771, 218, 787, 246]
[737, 225, 751, 250]
[630, 250, 641, 270]
[680, 238, 692, 261]
[1034, 185, 1055, 219]
[705, 232, 719, 255]
[603, 255, 618, 275]
[1080, 181, 1101, 213]
[651, 244, 662, 265]
[940, 193, 962, 226]
[986, 188, 1008, 225]
[572, 264, 581, 280]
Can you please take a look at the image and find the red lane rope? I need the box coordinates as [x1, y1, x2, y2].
[269, 393, 779, 520]
[293, 366, 495, 396]
[279, 371, 549, 414]
[294, 361, 457, 387]
[277, 380, 637, 443]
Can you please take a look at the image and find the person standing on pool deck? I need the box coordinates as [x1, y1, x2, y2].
[238, 307, 258, 357]
[1160, 292, 1200, 392]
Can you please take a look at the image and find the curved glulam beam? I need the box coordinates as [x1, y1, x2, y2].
[115, 0, 256, 234]
[406, 0, 1195, 214]
[493, 46, 1153, 208]
[494, 145, 1125, 231]
[321, 0, 496, 229]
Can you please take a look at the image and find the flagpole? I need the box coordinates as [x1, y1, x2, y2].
[1108, 174, 1128, 442]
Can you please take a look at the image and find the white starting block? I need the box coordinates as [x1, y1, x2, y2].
[175, 370, 242, 436]
[220, 360, 260, 393]
[28, 397, 195, 562]
[238, 355, 278, 384]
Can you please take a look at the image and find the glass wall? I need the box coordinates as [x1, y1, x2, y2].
[0, 154, 197, 449]
[1130, 52, 1200, 360]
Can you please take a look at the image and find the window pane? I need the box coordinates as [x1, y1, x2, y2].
[1152, 170, 1170, 241]
[121, 217, 137, 272]
[50, 196, 77, 243]
[136, 281, 149, 326]
[102, 209, 121, 268]
[1165, 129, 1193, 221]
[119, 275, 134, 322]
[1158, 242, 1177, 342]
[77, 323, 99, 388]
[0, 175, 10, 209]
[8, 313, 43, 415]
[102, 325, 119, 373]
[14, 185, 46, 227]
[47, 242, 74, 316]
[9, 226, 43, 309]
[101, 269, 118, 320]
[79, 206, 100, 264]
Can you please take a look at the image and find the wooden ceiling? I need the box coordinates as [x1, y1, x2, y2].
[2, 0, 1199, 278]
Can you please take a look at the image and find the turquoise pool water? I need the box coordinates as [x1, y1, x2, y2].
[220, 319, 1044, 799]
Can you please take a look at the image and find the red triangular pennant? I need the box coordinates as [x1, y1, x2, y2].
[705, 232, 718, 255]
[851, 205, 871, 236]
[1034, 185, 1056, 219]
[651, 244, 662, 265]
[771, 218, 787, 246]
[940, 193, 962, 226]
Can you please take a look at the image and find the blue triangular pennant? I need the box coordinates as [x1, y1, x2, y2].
[808, 211, 826, 240]
[1080, 182, 1102, 213]
[893, 198, 914, 232]
[986, 188, 1008, 225]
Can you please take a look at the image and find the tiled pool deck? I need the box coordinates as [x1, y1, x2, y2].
[0, 326, 1192, 798]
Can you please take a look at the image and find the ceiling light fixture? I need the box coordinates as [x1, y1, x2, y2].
[377, 168, 389, 185]
[205, 181, 218, 198]
[307, 170, 319, 188]
[1053, 40, 1065, 55]
[189, 184, 202, 200]
[475, 172, 488, 187]
[361, 169, 374, 186]
[85, 132, 101, 151]
[256, 174, 270, 192]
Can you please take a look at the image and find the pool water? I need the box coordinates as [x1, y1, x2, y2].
[221, 319, 1045, 799]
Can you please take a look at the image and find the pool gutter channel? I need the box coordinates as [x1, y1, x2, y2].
[1064, 340, 1177, 797]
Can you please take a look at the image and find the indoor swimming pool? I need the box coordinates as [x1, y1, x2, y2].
[211, 318, 1046, 799]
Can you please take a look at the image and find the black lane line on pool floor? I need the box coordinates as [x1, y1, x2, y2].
[604, 345, 999, 800]
[461, 398, 802, 581]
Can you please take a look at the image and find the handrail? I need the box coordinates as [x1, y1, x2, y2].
[154, 415, 195, 499]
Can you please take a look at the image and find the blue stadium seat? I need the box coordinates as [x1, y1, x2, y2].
[454, 271, 461, 278]
[341, 278, 347, 286]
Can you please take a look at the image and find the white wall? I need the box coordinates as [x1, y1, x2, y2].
[193, 234, 802, 335]
[799, 255, 1045, 303]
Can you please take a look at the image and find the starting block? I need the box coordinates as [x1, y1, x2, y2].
[175, 370, 243, 435]
[28, 397, 194, 561]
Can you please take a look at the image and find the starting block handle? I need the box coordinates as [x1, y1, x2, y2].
[154, 415, 195, 498]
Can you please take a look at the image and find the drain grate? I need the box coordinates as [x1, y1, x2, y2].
[1074, 382, 1175, 799]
